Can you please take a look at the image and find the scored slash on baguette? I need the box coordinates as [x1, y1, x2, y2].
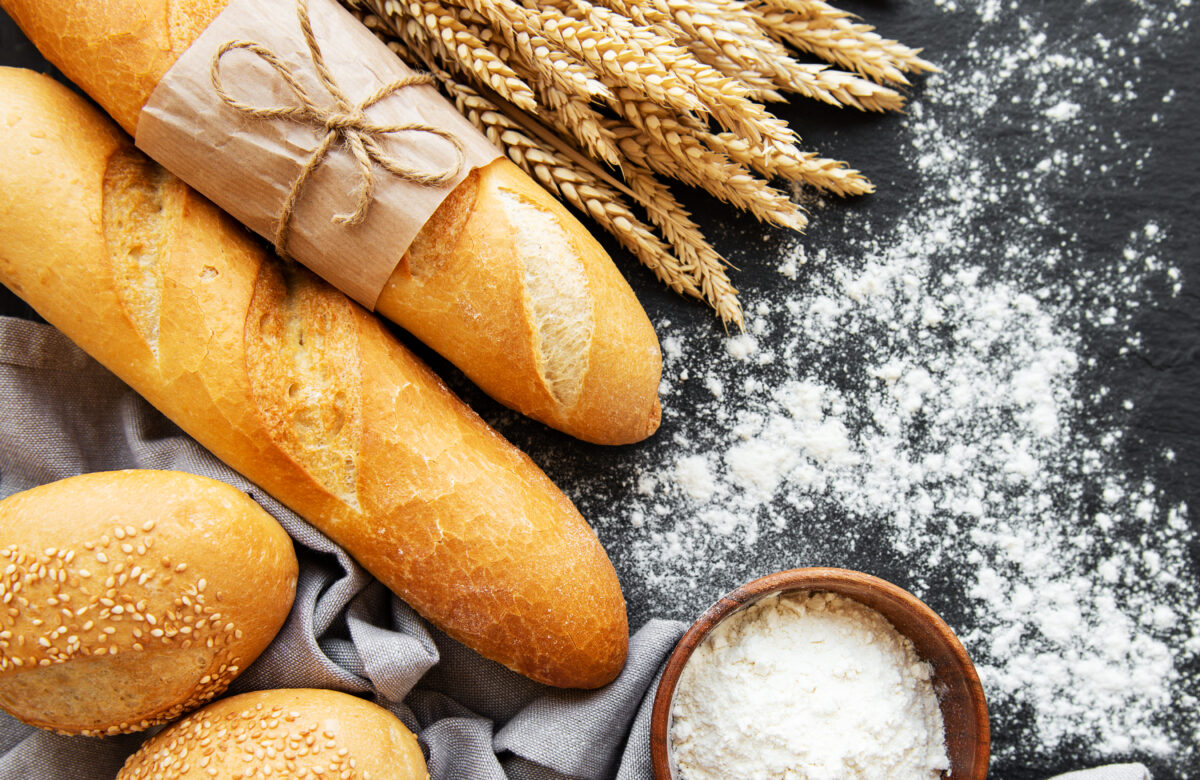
[0, 0, 663, 445]
[0, 68, 629, 689]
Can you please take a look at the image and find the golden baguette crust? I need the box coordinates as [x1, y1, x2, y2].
[117, 689, 429, 779]
[0, 68, 628, 688]
[0, 470, 297, 735]
[0, 0, 663, 445]
[386, 160, 663, 445]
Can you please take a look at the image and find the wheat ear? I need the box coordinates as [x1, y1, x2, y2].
[606, 101, 808, 231]
[753, 7, 937, 84]
[698, 129, 874, 196]
[387, 0, 540, 110]
[622, 162, 744, 326]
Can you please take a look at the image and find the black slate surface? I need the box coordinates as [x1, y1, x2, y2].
[2, 1, 1199, 778]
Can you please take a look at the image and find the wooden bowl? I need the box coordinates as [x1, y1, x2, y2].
[650, 567, 990, 779]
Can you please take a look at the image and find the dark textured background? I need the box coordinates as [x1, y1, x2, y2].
[2, 1, 1198, 778]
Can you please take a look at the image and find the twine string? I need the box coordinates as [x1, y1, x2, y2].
[210, 0, 466, 256]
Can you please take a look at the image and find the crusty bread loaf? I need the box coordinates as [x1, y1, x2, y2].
[0, 470, 297, 736]
[0, 0, 663, 445]
[0, 68, 628, 688]
[117, 689, 429, 779]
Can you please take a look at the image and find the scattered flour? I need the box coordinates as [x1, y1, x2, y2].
[570, 1, 1197, 775]
[671, 592, 949, 780]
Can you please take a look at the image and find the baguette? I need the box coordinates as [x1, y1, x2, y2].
[0, 0, 663, 445]
[0, 470, 297, 736]
[0, 67, 628, 689]
[118, 689, 429, 779]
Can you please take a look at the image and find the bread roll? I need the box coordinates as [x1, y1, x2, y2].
[0, 68, 627, 689]
[0, 0, 663, 446]
[0, 470, 297, 736]
[117, 689, 428, 779]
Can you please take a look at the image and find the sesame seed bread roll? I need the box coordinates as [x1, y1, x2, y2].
[0, 0, 663, 446]
[0, 68, 628, 689]
[0, 470, 298, 736]
[117, 689, 428, 779]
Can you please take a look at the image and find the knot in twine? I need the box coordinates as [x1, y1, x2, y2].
[210, 0, 466, 257]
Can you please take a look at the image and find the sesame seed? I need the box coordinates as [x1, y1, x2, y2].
[113, 528, 126, 540]
[121, 544, 133, 555]
[124, 525, 136, 538]
[77, 569, 91, 578]
[142, 520, 155, 532]
[96, 552, 108, 564]
[176, 563, 188, 573]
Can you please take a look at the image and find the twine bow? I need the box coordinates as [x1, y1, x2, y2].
[210, 0, 466, 257]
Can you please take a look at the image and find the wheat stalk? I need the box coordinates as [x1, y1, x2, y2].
[344, 0, 932, 323]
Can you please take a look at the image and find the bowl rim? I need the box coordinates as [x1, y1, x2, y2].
[648, 566, 990, 780]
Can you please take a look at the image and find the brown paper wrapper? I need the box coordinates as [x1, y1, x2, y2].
[135, 0, 501, 309]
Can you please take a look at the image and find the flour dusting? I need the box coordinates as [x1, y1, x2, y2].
[572, 1, 1198, 773]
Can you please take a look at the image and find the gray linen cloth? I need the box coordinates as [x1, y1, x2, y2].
[0, 317, 685, 779]
[0, 317, 1160, 780]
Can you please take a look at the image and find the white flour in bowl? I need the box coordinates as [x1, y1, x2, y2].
[671, 591, 949, 780]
